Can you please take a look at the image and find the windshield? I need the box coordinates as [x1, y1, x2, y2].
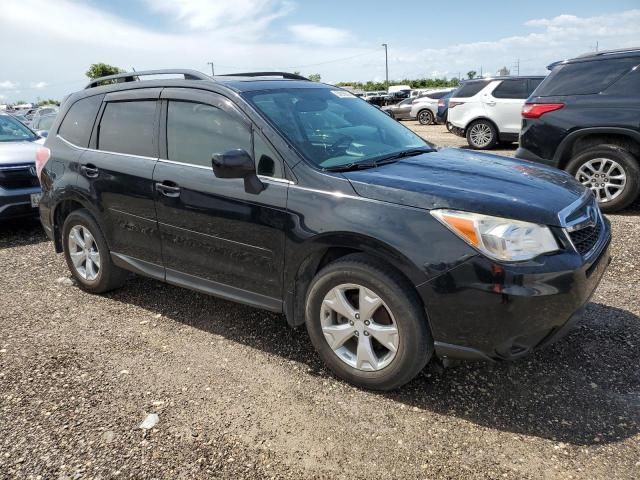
[244, 88, 430, 169]
[0, 115, 37, 142]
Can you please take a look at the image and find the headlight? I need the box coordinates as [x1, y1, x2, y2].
[431, 209, 559, 262]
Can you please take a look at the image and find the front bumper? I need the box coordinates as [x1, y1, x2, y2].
[0, 186, 41, 220]
[419, 228, 612, 361]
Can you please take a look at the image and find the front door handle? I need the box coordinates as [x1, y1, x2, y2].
[80, 164, 99, 178]
[155, 182, 181, 198]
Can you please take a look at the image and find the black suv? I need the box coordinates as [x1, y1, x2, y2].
[517, 48, 640, 212]
[39, 70, 611, 390]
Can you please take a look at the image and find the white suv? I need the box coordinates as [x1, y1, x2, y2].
[448, 77, 544, 149]
[409, 88, 455, 125]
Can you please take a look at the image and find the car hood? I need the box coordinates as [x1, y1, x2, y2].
[342, 148, 586, 226]
[0, 141, 39, 165]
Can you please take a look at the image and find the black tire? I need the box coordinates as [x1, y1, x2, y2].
[566, 145, 640, 213]
[446, 122, 453, 133]
[305, 254, 433, 391]
[62, 209, 127, 293]
[466, 119, 498, 149]
[417, 109, 434, 125]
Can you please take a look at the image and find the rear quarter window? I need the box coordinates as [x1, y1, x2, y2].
[492, 79, 528, 99]
[535, 57, 640, 96]
[454, 81, 490, 98]
[58, 95, 103, 147]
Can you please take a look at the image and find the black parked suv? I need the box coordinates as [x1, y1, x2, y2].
[39, 70, 611, 390]
[517, 48, 640, 212]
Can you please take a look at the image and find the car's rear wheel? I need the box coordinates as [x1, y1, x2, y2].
[566, 145, 640, 213]
[446, 121, 453, 132]
[418, 109, 434, 125]
[62, 209, 127, 293]
[466, 119, 498, 149]
[305, 254, 432, 391]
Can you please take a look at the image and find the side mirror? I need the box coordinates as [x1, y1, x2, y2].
[211, 149, 265, 194]
[37, 130, 49, 138]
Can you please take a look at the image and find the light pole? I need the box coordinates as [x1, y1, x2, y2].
[207, 61, 215, 76]
[381, 43, 389, 91]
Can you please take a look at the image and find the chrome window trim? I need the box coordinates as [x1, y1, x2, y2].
[157, 159, 294, 184]
[57, 134, 157, 161]
[0, 164, 34, 171]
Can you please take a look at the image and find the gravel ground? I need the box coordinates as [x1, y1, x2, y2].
[1, 130, 639, 479]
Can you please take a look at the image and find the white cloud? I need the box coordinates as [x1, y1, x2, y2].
[0, 80, 19, 90]
[288, 24, 353, 47]
[144, 0, 293, 33]
[30, 82, 48, 89]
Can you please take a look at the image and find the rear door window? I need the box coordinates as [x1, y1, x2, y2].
[454, 81, 490, 98]
[58, 95, 103, 147]
[492, 79, 528, 99]
[536, 57, 640, 96]
[97, 101, 157, 157]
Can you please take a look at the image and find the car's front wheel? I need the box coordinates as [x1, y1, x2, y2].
[567, 145, 640, 213]
[62, 209, 127, 293]
[305, 254, 433, 391]
[417, 109, 434, 125]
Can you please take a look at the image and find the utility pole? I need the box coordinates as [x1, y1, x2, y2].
[480, 66, 483, 78]
[512, 58, 520, 76]
[207, 61, 215, 76]
[381, 43, 389, 91]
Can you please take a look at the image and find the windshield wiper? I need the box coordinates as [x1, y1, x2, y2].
[323, 161, 378, 172]
[372, 147, 435, 165]
[323, 147, 434, 172]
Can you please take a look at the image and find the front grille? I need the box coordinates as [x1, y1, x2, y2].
[569, 220, 602, 255]
[0, 165, 39, 189]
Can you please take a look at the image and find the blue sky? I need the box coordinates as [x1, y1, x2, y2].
[1, 0, 639, 102]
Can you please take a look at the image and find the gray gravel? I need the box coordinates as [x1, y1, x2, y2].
[1, 131, 639, 479]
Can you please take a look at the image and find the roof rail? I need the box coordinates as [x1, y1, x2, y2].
[576, 47, 640, 58]
[85, 69, 211, 89]
[219, 72, 310, 81]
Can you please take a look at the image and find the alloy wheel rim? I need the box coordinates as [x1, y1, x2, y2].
[320, 283, 399, 372]
[420, 111, 432, 124]
[575, 158, 627, 203]
[469, 123, 492, 147]
[68, 225, 101, 281]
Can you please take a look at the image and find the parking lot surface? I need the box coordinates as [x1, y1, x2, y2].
[1, 128, 639, 479]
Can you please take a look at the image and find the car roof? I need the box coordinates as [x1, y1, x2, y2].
[461, 75, 545, 84]
[548, 47, 640, 69]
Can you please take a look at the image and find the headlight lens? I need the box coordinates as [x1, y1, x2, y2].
[431, 209, 559, 262]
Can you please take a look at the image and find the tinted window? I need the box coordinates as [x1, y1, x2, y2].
[167, 101, 251, 167]
[492, 79, 528, 99]
[536, 58, 640, 96]
[605, 67, 640, 94]
[98, 101, 156, 157]
[454, 81, 490, 98]
[254, 132, 283, 178]
[425, 91, 450, 99]
[528, 78, 543, 94]
[58, 95, 103, 147]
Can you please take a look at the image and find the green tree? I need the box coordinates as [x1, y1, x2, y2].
[38, 99, 59, 106]
[308, 73, 322, 82]
[85, 63, 124, 85]
[466, 70, 477, 79]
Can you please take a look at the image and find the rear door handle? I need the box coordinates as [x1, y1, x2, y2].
[80, 164, 99, 178]
[155, 182, 181, 198]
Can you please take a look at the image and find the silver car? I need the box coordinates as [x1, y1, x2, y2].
[0, 113, 43, 220]
[381, 97, 417, 120]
